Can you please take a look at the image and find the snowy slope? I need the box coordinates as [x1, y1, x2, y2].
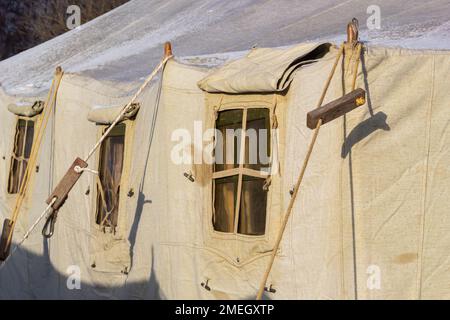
[0, 0, 449, 96]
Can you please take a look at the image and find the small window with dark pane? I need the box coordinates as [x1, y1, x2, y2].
[212, 108, 270, 236]
[96, 124, 126, 231]
[8, 119, 35, 194]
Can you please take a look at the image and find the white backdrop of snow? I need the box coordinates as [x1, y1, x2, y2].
[0, 0, 449, 96]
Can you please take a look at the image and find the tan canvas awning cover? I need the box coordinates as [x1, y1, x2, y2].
[7, 100, 45, 117]
[198, 42, 331, 93]
[87, 103, 140, 125]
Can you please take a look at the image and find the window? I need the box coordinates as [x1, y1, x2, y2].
[8, 119, 35, 194]
[96, 124, 126, 231]
[212, 108, 270, 236]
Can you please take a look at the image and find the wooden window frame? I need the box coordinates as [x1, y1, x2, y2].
[212, 106, 271, 237]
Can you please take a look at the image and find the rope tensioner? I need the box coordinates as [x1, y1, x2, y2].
[41, 157, 88, 238]
[256, 19, 365, 300]
[307, 88, 366, 129]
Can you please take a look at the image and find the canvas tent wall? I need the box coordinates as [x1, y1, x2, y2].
[0, 41, 449, 299]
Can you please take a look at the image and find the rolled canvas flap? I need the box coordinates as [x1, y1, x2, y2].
[87, 103, 140, 124]
[7, 100, 45, 117]
[198, 42, 331, 93]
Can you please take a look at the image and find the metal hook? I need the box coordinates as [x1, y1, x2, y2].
[184, 171, 195, 182]
[264, 284, 277, 294]
[201, 279, 211, 291]
[42, 210, 58, 239]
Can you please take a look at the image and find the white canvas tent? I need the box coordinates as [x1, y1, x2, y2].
[0, 0, 449, 300]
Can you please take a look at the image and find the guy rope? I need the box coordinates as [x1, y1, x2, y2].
[256, 19, 365, 300]
[0, 42, 173, 267]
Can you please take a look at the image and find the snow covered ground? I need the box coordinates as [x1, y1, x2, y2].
[0, 0, 449, 96]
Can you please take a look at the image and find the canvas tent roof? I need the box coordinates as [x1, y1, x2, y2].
[0, 0, 450, 96]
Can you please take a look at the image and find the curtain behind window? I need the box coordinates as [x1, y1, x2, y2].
[96, 125, 125, 229]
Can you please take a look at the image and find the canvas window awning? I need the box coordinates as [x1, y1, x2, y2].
[198, 42, 331, 94]
[7, 100, 45, 117]
[87, 103, 140, 125]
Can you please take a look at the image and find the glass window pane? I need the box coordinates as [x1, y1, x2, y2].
[215, 110, 243, 172]
[8, 119, 34, 194]
[8, 159, 20, 194]
[238, 176, 267, 235]
[96, 124, 125, 228]
[244, 108, 270, 171]
[24, 121, 34, 158]
[14, 120, 27, 157]
[213, 175, 238, 233]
